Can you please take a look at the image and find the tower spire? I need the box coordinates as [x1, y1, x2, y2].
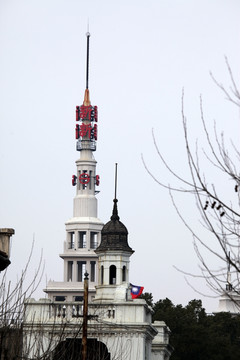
[45, 30, 102, 304]
[111, 163, 119, 221]
[84, 31, 91, 106]
[86, 31, 90, 90]
[114, 163, 118, 200]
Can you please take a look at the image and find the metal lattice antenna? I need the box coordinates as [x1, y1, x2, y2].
[86, 28, 90, 90]
[114, 163, 118, 200]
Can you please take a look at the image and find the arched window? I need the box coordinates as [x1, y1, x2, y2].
[52, 339, 110, 360]
[122, 265, 126, 282]
[101, 265, 104, 285]
[109, 265, 116, 285]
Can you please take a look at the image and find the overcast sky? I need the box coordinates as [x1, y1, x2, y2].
[1, 0, 240, 313]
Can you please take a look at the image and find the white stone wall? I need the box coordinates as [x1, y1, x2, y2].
[23, 298, 171, 360]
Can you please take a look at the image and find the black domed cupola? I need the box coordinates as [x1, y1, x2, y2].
[96, 198, 134, 254]
[94, 164, 134, 300]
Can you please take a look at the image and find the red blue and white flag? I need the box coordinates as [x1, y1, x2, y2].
[130, 283, 144, 299]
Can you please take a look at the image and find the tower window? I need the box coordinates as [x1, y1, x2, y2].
[109, 265, 116, 285]
[78, 170, 81, 191]
[90, 261, 96, 282]
[89, 170, 92, 190]
[101, 265, 104, 285]
[67, 261, 73, 281]
[80, 170, 88, 190]
[78, 231, 86, 248]
[78, 170, 90, 190]
[68, 232, 75, 249]
[90, 232, 98, 249]
[122, 265, 126, 282]
[77, 261, 86, 282]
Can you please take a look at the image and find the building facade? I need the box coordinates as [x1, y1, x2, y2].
[24, 199, 173, 360]
[23, 34, 173, 360]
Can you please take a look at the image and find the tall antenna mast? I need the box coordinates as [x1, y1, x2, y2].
[86, 30, 90, 90]
[114, 163, 118, 200]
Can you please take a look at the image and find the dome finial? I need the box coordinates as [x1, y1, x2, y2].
[114, 163, 118, 200]
[111, 163, 119, 221]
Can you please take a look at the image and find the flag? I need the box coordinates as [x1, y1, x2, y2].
[130, 283, 144, 299]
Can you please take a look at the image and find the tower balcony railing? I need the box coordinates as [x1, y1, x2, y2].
[24, 300, 85, 323]
[24, 300, 102, 324]
[52, 302, 84, 319]
[76, 139, 96, 151]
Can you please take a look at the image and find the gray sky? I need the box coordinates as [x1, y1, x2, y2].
[1, 0, 240, 312]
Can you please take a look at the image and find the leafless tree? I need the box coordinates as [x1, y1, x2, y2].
[0, 245, 85, 359]
[0, 241, 45, 359]
[142, 58, 240, 301]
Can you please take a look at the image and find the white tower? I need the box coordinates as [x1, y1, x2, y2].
[94, 196, 134, 302]
[215, 253, 240, 314]
[45, 33, 103, 301]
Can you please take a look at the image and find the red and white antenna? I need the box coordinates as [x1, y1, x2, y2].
[72, 31, 100, 191]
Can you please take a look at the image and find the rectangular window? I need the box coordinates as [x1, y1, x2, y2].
[90, 232, 98, 249]
[67, 261, 73, 281]
[77, 261, 86, 282]
[101, 265, 104, 285]
[78, 231, 86, 248]
[82, 170, 88, 190]
[90, 261, 96, 282]
[68, 232, 75, 249]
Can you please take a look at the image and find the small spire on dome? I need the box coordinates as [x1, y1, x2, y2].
[83, 30, 91, 106]
[114, 163, 118, 200]
[111, 199, 120, 221]
[111, 163, 120, 221]
[96, 163, 134, 254]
